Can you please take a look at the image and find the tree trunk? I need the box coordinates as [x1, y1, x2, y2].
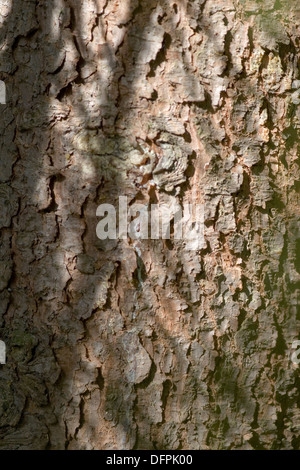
[0, 0, 299, 450]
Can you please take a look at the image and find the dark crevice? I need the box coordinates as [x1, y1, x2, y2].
[221, 30, 233, 77]
[95, 367, 105, 391]
[147, 33, 172, 78]
[160, 379, 172, 424]
[38, 174, 65, 214]
[56, 82, 73, 102]
[135, 361, 157, 390]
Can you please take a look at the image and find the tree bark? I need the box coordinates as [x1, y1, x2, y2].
[0, 0, 300, 450]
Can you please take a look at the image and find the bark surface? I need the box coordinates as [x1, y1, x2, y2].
[0, 0, 300, 449]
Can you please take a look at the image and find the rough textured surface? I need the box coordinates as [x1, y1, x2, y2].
[0, 0, 300, 450]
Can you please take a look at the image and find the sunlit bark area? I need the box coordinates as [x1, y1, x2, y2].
[0, 0, 300, 449]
